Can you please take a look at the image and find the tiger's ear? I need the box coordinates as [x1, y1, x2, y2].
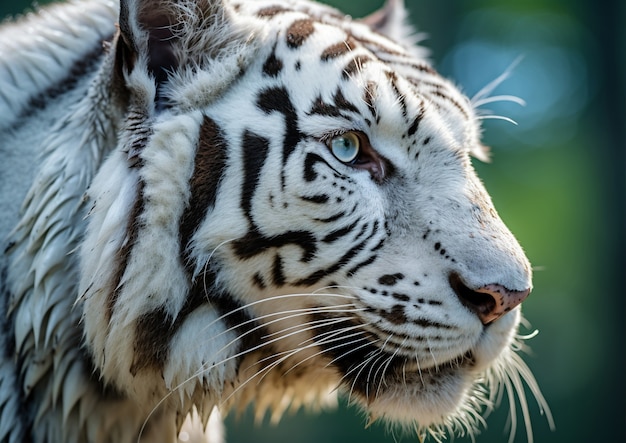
[117, 0, 180, 87]
[115, 0, 239, 108]
[115, 0, 184, 103]
[360, 0, 425, 55]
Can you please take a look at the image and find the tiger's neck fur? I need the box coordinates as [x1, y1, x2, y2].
[0, 1, 158, 441]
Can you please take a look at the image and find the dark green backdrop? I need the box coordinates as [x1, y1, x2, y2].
[2, 0, 623, 442]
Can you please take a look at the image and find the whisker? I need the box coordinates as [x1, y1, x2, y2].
[471, 56, 523, 106]
[292, 316, 368, 348]
[476, 114, 519, 125]
[153, 299, 364, 429]
[281, 327, 372, 377]
[194, 305, 360, 370]
[197, 292, 357, 338]
[473, 94, 526, 109]
[251, 318, 363, 371]
[510, 352, 555, 434]
[252, 331, 367, 393]
[219, 319, 366, 406]
[375, 336, 406, 398]
[195, 237, 237, 295]
[502, 369, 519, 443]
[220, 323, 364, 405]
[364, 352, 388, 400]
[346, 345, 385, 403]
[260, 307, 365, 342]
[370, 335, 393, 398]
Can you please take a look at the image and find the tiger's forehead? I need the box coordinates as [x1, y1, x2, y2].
[163, 0, 480, 156]
[235, 0, 478, 149]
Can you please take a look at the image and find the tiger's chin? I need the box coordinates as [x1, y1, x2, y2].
[361, 361, 475, 428]
[336, 310, 521, 431]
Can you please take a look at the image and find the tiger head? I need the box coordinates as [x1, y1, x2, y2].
[79, 0, 540, 438]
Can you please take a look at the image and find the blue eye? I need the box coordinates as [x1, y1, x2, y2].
[330, 132, 360, 163]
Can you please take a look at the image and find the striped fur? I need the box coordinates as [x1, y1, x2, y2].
[0, 0, 551, 442]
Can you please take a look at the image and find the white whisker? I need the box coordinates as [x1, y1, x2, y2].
[472, 94, 526, 109]
[195, 237, 237, 295]
[471, 56, 523, 106]
[218, 319, 367, 405]
[476, 114, 519, 125]
[346, 344, 385, 403]
[282, 327, 372, 376]
[375, 336, 406, 399]
[260, 307, 364, 342]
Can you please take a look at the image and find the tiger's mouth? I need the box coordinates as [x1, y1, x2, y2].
[311, 313, 478, 400]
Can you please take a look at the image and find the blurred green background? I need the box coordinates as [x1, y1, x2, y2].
[2, 0, 623, 442]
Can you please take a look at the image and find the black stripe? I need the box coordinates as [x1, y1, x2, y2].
[308, 88, 359, 118]
[309, 95, 343, 117]
[385, 71, 407, 117]
[342, 55, 373, 79]
[300, 194, 329, 204]
[322, 219, 360, 243]
[18, 37, 110, 121]
[303, 152, 341, 182]
[131, 305, 174, 375]
[240, 131, 271, 223]
[363, 81, 378, 120]
[313, 211, 346, 223]
[321, 37, 357, 61]
[232, 228, 318, 263]
[332, 88, 359, 114]
[346, 254, 378, 277]
[179, 117, 228, 255]
[294, 237, 369, 286]
[130, 265, 264, 376]
[262, 45, 283, 77]
[256, 87, 303, 189]
[257, 5, 293, 18]
[407, 106, 425, 137]
[272, 254, 286, 286]
[431, 89, 469, 119]
[109, 179, 145, 322]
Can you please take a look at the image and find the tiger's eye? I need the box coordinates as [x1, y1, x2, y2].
[330, 132, 360, 163]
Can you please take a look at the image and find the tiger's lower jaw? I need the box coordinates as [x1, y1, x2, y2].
[333, 312, 522, 431]
[352, 353, 482, 430]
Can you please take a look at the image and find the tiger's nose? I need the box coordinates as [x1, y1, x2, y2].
[449, 274, 531, 325]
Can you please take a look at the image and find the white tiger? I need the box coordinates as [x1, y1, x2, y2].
[0, 0, 551, 442]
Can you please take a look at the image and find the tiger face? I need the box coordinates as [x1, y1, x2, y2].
[71, 0, 540, 439]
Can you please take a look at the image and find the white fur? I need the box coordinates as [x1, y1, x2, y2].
[1, 0, 549, 442]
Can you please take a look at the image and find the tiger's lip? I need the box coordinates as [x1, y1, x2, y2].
[398, 349, 476, 374]
[312, 312, 481, 377]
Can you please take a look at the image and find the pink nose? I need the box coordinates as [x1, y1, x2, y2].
[450, 274, 531, 325]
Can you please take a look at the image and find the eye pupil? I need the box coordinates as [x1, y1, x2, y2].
[330, 132, 360, 163]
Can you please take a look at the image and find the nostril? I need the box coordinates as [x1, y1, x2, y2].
[449, 273, 530, 325]
[449, 273, 496, 322]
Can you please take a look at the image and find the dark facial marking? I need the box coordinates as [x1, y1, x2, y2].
[109, 179, 145, 323]
[321, 37, 357, 61]
[286, 19, 315, 48]
[342, 55, 373, 79]
[262, 46, 283, 77]
[240, 131, 271, 223]
[232, 228, 318, 263]
[179, 117, 228, 256]
[257, 5, 293, 18]
[407, 106, 425, 137]
[256, 87, 304, 188]
[378, 273, 405, 286]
